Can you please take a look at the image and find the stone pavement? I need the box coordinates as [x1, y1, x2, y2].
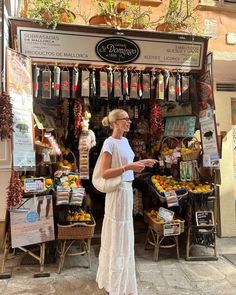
[1, 237, 236, 295]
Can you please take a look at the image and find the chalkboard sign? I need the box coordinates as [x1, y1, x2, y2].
[195, 211, 214, 226]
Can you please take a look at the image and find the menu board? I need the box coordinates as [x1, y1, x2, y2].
[195, 211, 214, 226]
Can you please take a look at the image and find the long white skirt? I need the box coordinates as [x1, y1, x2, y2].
[96, 182, 138, 295]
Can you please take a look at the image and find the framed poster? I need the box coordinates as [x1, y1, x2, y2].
[10, 195, 55, 248]
[164, 116, 196, 137]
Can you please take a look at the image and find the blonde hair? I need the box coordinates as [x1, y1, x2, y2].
[102, 109, 126, 128]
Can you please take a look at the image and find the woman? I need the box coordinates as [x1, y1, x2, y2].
[96, 109, 157, 295]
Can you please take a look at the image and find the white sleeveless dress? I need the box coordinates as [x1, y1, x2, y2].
[96, 137, 137, 295]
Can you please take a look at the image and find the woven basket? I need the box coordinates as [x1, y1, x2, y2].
[181, 137, 201, 161]
[57, 216, 96, 240]
[160, 137, 180, 158]
[144, 210, 185, 236]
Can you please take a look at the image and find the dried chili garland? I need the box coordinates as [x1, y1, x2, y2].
[7, 171, 23, 209]
[74, 99, 83, 138]
[149, 102, 164, 140]
[0, 93, 14, 140]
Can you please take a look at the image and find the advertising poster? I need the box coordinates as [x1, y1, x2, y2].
[12, 109, 35, 168]
[199, 109, 219, 167]
[231, 98, 236, 178]
[6, 48, 33, 112]
[164, 116, 196, 137]
[6, 48, 35, 169]
[10, 195, 55, 248]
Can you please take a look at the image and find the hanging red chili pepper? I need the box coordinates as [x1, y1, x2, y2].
[149, 101, 164, 140]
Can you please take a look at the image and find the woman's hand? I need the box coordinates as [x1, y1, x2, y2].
[140, 159, 158, 168]
[126, 161, 146, 173]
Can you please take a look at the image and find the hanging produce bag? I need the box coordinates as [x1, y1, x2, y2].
[99, 71, 108, 99]
[33, 65, 40, 99]
[61, 69, 70, 98]
[81, 70, 90, 97]
[72, 67, 79, 99]
[114, 71, 122, 98]
[42, 68, 51, 99]
[163, 70, 170, 101]
[123, 69, 129, 97]
[108, 68, 113, 98]
[150, 71, 156, 99]
[182, 75, 190, 103]
[142, 73, 150, 99]
[168, 76, 176, 102]
[156, 73, 164, 100]
[176, 72, 181, 102]
[90, 68, 96, 97]
[53, 66, 61, 98]
[130, 72, 138, 99]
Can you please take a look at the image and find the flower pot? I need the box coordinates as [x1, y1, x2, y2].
[120, 21, 130, 28]
[156, 22, 188, 33]
[59, 9, 76, 24]
[132, 24, 146, 30]
[89, 15, 121, 28]
[89, 15, 109, 26]
[105, 15, 122, 28]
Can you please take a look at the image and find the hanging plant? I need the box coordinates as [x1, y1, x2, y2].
[7, 171, 23, 209]
[0, 92, 14, 141]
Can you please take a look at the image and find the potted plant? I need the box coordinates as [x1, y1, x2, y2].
[28, 0, 75, 29]
[89, 0, 128, 28]
[128, 4, 154, 30]
[156, 0, 198, 33]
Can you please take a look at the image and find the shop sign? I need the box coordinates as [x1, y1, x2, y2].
[96, 37, 140, 64]
[17, 27, 205, 71]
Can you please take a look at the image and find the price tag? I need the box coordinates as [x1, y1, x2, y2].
[164, 223, 181, 236]
[157, 207, 174, 222]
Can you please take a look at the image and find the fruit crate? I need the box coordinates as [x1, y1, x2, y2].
[149, 177, 188, 203]
[144, 210, 185, 236]
[57, 215, 96, 240]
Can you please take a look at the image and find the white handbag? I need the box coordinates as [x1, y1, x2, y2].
[92, 143, 122, 193]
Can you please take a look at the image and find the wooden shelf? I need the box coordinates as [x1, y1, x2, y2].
[130, 0, 162, 7]
[196, 3, 236, 13]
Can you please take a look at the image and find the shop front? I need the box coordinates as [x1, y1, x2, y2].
[0, 18, 221, 275]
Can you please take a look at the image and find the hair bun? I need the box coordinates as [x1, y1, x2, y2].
[102, 116, 110, 127]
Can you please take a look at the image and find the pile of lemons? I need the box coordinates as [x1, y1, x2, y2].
[66, 210, 91, 222]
